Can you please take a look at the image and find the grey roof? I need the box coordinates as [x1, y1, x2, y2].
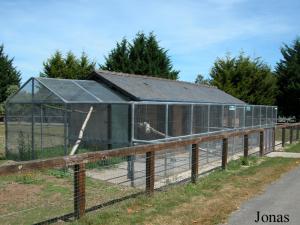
[92, 70, 245, 104]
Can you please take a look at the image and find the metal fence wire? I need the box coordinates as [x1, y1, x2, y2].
[0, 124, 299, 224]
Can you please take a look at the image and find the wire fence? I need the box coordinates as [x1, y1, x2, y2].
[0, 123, 299, 224]
[5, 102, 277, 161]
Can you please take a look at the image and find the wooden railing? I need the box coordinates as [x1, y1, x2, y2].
[0, 123, 299, 223]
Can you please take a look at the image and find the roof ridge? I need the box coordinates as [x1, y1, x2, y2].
[96, 70, 216, 89]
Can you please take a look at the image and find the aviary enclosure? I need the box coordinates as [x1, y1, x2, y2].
[5, 77, 277, 161]
[1, 76, 283, 223]
[5, 76, 276, 182]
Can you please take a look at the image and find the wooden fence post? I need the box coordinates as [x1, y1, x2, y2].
[272, 127, 276, 151]
[191, 143, 199, 183]
[146, 151, 155, 195]
[282, 128, 285, 147]
[290, 127, 293, 144]
[74, 163, 86, 219]
[244, 134, 249, 158]
[259, 131, 264, 156]
[222, 138, 228, 170]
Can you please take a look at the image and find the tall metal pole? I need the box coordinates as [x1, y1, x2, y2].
[40, 104, 43, 152]
[31, 79, 35, 159]
[207, 104, 210, 132]
[64, 103, 68, 156]
[4, 103, 8, 158]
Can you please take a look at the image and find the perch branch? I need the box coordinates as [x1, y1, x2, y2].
[70, 106, 94, 156]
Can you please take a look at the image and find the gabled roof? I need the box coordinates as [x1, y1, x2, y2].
[91, 70, 245, 104]
[8, 77, 128, 104]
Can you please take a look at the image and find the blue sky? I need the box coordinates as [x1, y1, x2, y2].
[0, 0, 299, 84]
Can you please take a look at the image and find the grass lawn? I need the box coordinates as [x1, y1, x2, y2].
[0, 168, 139, 225]
[285, 141, 300, 153]
[72, 156, 300, 225]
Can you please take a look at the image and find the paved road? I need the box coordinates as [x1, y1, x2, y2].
[224, 164, 300, 225]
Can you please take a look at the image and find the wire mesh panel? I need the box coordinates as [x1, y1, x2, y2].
[228, 136, 244, 159]
[248, 132, 260, 155]
[236, 106, 245, 128]
[199, 140, 222, 172]
[168, 104, 191, 137]
[245, 106, 253, 127]
[193, 104, 209, 134]
[264, 128, 274, 154]
[275, 127, 282, 147]
[6, 103, 33, 160]
[223, 105, 235, 129]
[33, 104, 66, 159]
[134, 104, 166, 141]
[154, 146, 192, 188]
[209, 105, 223, 132]
[0, 168, 74, 224]
[84, 155, 143, 210]
[267, 106, 273, 126]
[261, 106, 267, 126]
[252, 105, 260, 127]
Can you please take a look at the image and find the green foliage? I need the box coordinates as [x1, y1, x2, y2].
[275, 38, 300, 120]
[15, 173, 44, 185]
[0, 44, 21, 103]
[194, 74, 211, 85]
[17, 131, 32, 161]
[47, 169, 71, 179]
[210, 53, 277, 105]
[285, 142, 300, 153]
[40, 51, 95, 79]
[101, 32, 179, 80]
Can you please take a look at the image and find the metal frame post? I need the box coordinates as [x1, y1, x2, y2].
[244, 134, 248, 158]
[252, 106, 254, 128]
[272, 127, 275, 151]
[282, 128, 286, 147]
[259, 131, 264, 156]
[164, 104, 169, 177]
[259, 106, 262, 128]
[107, 104, 112, 150]
[146, 151, 155, 195]
[191, 143, 199, 183]
[4, 103, 8, 157]
[189, 104, 194, 169]
[31, 79, 35, 159]
[207, 104, 210, 132]
[74, 163, 86, 219]
[222, 138, 228, 170]
[297, 125, 300, 140]
[40, 104, 43, 152]
[290, 127, 293, 144]
[128, 103, 135, 187]
[64, 104, 68, 155]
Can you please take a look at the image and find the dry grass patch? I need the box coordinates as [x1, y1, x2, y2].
[74, 156, 300, 225]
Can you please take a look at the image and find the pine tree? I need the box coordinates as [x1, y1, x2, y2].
[275, 38, 300, 120]
[101, 32, 179, 80]
[0, 44, 21, 103]
[195, 74, 210, 85]
[40, 50, 95, 79]
[210, 53, 277, 105]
